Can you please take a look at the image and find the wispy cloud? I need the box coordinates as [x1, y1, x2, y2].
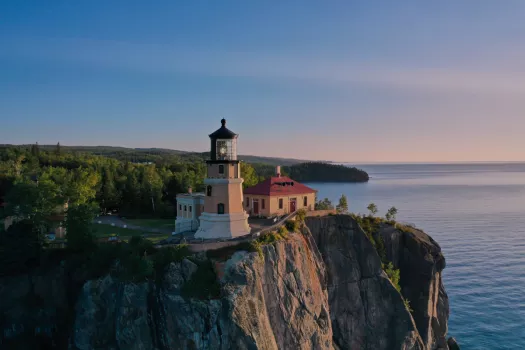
[3, 36, 525, 96]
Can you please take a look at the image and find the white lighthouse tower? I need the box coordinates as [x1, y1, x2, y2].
[194, 119, 250, 239]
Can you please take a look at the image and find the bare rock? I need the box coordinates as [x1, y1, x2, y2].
[376, 223, 449, 349]
[447, 337, 460, 350]
[305, 215, 425, 350]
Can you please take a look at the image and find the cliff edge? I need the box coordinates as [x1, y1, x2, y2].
[0, 215, 455, 350]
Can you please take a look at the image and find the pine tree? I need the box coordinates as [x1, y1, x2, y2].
[337, 194, 349, 213]
[30, 142, 40, 157]
[55, 142, 61, 156]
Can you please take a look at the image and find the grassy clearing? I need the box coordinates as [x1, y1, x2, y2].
[92, 224, 154, 237]
[122, 218, 174, 230]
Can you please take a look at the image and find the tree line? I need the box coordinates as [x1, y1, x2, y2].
[0, 144, 268, 221]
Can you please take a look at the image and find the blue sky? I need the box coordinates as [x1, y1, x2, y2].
[1, 1, 524, 162]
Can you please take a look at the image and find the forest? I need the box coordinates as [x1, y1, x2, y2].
[0, 144, 368, 224]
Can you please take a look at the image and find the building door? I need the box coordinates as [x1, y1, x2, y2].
[253, 199, 259, 215]
[290, 198, 297, 212]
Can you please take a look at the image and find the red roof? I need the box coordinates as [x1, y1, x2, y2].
[244, 176, 317, 196]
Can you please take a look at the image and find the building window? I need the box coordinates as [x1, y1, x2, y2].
[218, 164, 224, 174]
[189, 206, 192, 212]
[246, 197, 249, 207]
[206, 185, 212, 196]
[303, 196, 308, 206]
[184, 205, 187, 211]
[279, 198, 283, 209]
[262, 198, 265, 209]
[217, 203, 225, 214]
[179, 204, 182, 211]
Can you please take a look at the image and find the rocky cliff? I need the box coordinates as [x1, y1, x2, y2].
[0, 215, 455, 350]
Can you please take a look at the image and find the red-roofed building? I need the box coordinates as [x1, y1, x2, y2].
[243, 166, 317, 217]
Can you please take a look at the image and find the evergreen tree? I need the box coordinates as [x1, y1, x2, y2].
[65, 203, 97, 251]
[337, 194, 349, 213]
[55, 142, 61, 156]
[30, 142, 40, 157]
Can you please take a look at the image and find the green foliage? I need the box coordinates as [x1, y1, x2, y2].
[367, 202, 378, 217]
[337, 194, 349, 213]
[240, 162, 260, 188]
[0, 220, 43, 276]
[284, 162, 369, 183]
[383, 262, 401, 292]
[65, 203, 98, 252]
[284, 220, 299, 232]
[4, 179, 63, 230]
[82, 241, 190, 283]
[295, 208, 307, 224]
[181, 259, 221, 300]
[150, 244, 191, 279]
[385, 206, 398, 222]
[404, 298, 413, 312]
[315, 198, 334, 210]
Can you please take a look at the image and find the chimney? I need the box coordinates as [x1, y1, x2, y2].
[188, 187, 192, 194]
[276, 166, 281, 177]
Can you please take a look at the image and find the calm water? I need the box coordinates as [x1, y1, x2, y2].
[306, 163, 525, 350]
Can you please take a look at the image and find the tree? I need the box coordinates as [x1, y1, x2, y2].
[4, 179, 63, 231]
[315, 198, 334, 210]
[65, 203, 97, 251]
[98, 166, 119, 213]
[55, 142, 61, 156]
[0, 220, 43, 276]
[336, 194, 349, 213]
[385, 206, 398, 222]
[367, 202, 378, 217]
[241, 162, 259, 188]
[30, 142, 40, 157]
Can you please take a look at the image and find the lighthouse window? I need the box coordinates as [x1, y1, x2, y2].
[217, 203, 225, 214]
[219, 165, 224, 174]
[206, 185, 212, 196]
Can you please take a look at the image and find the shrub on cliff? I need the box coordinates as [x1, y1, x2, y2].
[181, 259, 221, 300]
[285, 219, 299, 232]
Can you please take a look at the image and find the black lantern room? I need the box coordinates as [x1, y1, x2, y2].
[208, 119, 239, 163]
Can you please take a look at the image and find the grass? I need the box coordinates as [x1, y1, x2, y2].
[122, 218, 174, 230]
[92, 224, 155, 237]
[92, 223, 169, 244]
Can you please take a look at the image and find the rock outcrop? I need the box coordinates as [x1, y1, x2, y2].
[305, 215, 425, 350]
[0, 215, 456, 350]
[71, 233, 332, 350]
[374, 222, 449, 349]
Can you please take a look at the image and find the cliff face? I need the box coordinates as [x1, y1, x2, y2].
[72, 233, 332, 350]
[305, 216, 425, 350]
[374, 223, 449, 349]
[0, 215, 453, 350]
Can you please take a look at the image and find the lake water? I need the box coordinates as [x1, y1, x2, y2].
[306, 163, 525, 350]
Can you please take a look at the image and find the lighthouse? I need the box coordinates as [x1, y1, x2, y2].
[194, 119, 250, 239]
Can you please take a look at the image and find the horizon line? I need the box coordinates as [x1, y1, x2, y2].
[2, 143, 525, 165]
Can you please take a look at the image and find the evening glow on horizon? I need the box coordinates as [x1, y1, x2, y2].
[1, 1, 524, 163]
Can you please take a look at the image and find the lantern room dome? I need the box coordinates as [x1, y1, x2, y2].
[209, 118, 238, 139]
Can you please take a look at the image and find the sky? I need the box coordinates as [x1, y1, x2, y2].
[1, 1, 524, 163]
